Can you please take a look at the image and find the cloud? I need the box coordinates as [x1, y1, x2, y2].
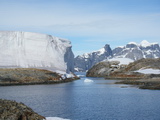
[1, 0, 160, 39]
[0, 0, 160, 56]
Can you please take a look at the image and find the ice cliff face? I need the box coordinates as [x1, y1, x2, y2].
[74, 40, 160, 72]
[0, 31, 74, 73]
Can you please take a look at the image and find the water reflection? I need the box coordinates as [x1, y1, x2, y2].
[0, 74, 160, 120]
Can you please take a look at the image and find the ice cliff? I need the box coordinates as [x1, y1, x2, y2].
[0, 31, 74, 74]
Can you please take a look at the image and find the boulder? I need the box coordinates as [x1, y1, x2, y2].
[0, 99, 45, 120]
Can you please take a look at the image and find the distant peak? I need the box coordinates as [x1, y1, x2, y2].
[128, 42, 137, 45]
[140, 40, 152, 47]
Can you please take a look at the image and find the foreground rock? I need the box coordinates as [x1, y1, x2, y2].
[0, 99, 45, 120]
[0, 68, 79, 86]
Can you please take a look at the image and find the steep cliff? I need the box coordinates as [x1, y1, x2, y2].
[0, 31, 74, 74]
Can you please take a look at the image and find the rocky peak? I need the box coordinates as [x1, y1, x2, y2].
[140, 40, 152, 47]
[104, 44, 111, 50]
[74, 40, 160, 72]
[74, 44, 113, 72]
[126, 42, 138, 48]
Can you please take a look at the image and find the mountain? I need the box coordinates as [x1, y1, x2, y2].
[74, 44, 112, 72]
[113, 40, 160, 60]
[74, 40, 160, 72]
[0, 31, 74, 74]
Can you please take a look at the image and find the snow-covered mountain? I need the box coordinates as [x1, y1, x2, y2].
[74, 44, 112, 72]
[0, 31, 74, 74]
[113, 40, 160, 60]
[74, 40, 160, 72]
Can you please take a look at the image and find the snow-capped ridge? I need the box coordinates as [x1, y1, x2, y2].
[140, 40, 152, 47]
[74, 40, 160, 72]
[128, 42, 138, 45]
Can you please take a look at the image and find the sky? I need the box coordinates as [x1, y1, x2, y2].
[0, 0, 160, 56]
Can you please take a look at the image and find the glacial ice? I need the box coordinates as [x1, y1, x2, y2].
[84, 78, 94, 82]
[0, 31, 74, 74]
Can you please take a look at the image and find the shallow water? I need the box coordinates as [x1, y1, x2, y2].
[1, 73, 160, 120]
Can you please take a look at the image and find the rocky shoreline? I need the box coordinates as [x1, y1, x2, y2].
[0, 68, 79, 86]
[86, 58, 160, 90]
[115, 78, 160, 90]
[0, 99, 45, 120]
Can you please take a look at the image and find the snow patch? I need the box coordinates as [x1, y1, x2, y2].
[135, 68, 160, 74]
[128, 42, 137, 45]
[108, 57, 133, 65]
[117, 46, 124, 48]
[97, 48, 105, 55]
[140, 40, 152, 47]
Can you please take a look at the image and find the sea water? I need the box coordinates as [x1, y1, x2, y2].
[1, 72, 160, 120]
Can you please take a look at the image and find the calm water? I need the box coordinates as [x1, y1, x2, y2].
[1, 73, 160, 120]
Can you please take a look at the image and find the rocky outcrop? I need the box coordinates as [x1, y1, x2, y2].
[0, 31, 74, 73]
[87, 58, 160, 90]
[124, 58, 160, 71]
[107, 58, 159, 79]
[87, 58, 160, 79]
[86, 60, 120, 77]
[0, 68, 78, 86]
[0, 99, 45, 120]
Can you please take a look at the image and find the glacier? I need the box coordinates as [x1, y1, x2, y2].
[0, 31, 74, 74]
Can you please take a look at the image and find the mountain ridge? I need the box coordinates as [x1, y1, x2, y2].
[74, 40, 160, 72]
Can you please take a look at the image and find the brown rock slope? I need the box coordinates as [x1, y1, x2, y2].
[108, 58, 160, 79]
[86, 58, 160, 90]
[0, 68, 78, 86]
[0, 99, 45, 120]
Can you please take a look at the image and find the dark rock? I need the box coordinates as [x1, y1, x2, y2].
[0, 99, 45, 120]
[74, 44, 112, 72]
